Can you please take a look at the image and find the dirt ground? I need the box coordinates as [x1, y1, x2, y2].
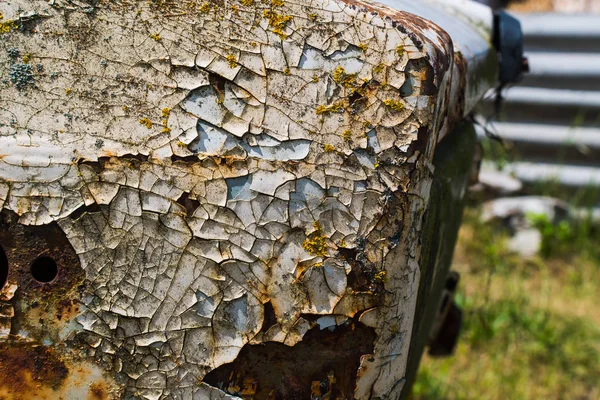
[507, 0, 554, 12]
[507, 0, 600, 12]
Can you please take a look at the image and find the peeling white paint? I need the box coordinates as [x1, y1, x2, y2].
[0, 0, 495, 398]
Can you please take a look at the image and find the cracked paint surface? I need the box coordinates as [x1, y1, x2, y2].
[0, 0, 495, 398]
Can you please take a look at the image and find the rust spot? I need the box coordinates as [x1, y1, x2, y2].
[0, 210, 84, 342]
[0, 341, 69, 397]
[0, 339, 120, 400]
[203, 320, 376, 399]
[89, 382, 110, 400]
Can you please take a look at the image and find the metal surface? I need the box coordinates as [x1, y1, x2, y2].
[402, 121, 479, 398]
[0, 0, 497, 398]
[495, 10, 526, 84]
[375, 0, 499, 119]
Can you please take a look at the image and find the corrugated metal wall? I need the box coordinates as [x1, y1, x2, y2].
[478, 13, 600, 188]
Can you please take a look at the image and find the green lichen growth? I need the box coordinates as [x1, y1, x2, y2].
[8, 63, 34, 90]
[383, 99, 405, 111]
[303, 222, 328, 257]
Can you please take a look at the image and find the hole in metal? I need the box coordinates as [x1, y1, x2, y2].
[260, 301, 277, 333]
[30, 256, 58, 283]
[0, 245, 7, 289]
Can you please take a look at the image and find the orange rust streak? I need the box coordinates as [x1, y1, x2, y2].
[0, 342, 119, 400]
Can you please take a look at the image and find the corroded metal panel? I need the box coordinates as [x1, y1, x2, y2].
[0, 0, 496, 398]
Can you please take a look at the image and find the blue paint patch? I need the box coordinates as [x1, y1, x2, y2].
[226, 175, 253, 200]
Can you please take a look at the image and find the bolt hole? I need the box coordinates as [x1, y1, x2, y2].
[0, 245, 7, 289]
[30, 256, 58, 283]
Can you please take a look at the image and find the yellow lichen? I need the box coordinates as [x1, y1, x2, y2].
[315, 105, 328, 115]
[139, 117, 153, 129]
[332, 66, 345, 82]
[342, 130, 352, 142]
[373, 63, 386, 74]
[122, 105, 129, 113]
[230, 5, 239, 13]
[374, 158, 381, 169]
[358, 43, 368, 52]
[22, 54, 31, 63]
[271, 0, 284, 6]
[241, 0, 254, 6]
[263, 9, 292, 40]
[383, 99, 405, 111]
[312, 75, 319, 83]
[323, 144, 335, 153]
[226, 54, 238, 68]
[332, 66, 357, 88]
[251, 41, 257, 47]
[395, 45, 405, 57]
[308, 13, 317, 21]
[284, 67, 290, 75]
[161, 107, 172, 134]
[0, 17, 18, 35]
[303, 222, 328, 257]
[373, 271, 387, 283]
[199, 1, 211, 12]
[149, 32, 161, 41]
[65, 88, 72, 95]
[315, 100, 345, 115]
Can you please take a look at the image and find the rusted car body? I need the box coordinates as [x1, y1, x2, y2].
[0, 0, 509, 398]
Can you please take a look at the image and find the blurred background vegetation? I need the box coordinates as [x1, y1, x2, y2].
[411, 185, 600, 399]
[411, 0, 600, 396]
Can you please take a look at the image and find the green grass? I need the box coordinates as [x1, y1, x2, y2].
[411, 208, 600, 400]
